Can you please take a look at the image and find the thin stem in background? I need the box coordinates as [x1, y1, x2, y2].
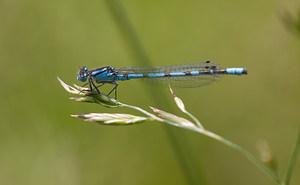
[283, 129, 300, 185]
[104, 0, 206, 184]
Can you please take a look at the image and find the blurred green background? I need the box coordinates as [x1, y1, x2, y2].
[1, 0, 300, 184]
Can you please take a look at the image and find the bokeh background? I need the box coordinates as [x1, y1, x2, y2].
[1, 0, 300, 185]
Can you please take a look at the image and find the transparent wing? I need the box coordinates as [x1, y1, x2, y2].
[139, 75, 221, 88]
[115, 61, 222, 88]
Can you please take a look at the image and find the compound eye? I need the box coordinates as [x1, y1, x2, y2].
[80, 66, 88, 73]
[80, 67, 88, 75]
[77, 66, 88, 82]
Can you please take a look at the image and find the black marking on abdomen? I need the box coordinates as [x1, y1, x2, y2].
[213, 69, 226, 74]
[185, 71, 192, 75]
[123, 74, 128, 80]
[199, 70, 211, 74]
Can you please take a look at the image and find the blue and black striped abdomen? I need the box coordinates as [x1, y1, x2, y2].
[77, 61, 247, 90]
[114, 61, 247, 88]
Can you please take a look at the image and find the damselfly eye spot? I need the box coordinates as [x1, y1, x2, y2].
[79, 67, 88, 75]
[80, 66, 88, 72]
[77, 66, 88, 82]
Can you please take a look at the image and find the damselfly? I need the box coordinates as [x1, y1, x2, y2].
[77, 61, 248, 99]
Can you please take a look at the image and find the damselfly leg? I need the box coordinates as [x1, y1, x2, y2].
[80, 80, 118, 99]
[89, 78, 100, 94]
[107, 81, 118, 100]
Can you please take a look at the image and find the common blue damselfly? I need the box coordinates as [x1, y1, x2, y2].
[77, 61, 248, 99]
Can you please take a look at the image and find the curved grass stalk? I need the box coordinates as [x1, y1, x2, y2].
[59, 78, 289, 185]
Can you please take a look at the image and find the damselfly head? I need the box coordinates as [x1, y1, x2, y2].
[77, 66, 88, 82]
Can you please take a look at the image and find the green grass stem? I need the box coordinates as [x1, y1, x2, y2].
[283, 129, 300, 185]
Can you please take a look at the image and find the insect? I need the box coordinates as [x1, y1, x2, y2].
[77, 61, 248, 99]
